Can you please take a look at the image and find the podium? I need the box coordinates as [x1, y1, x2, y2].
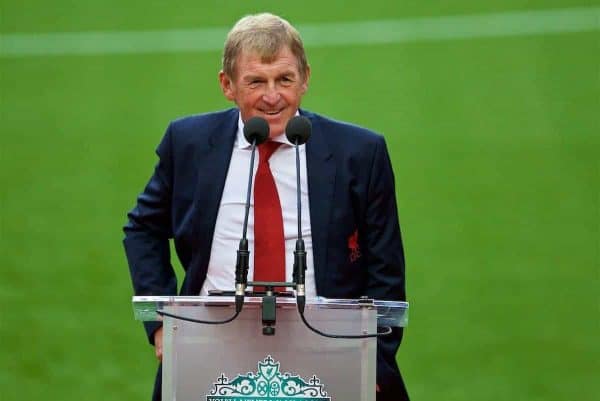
[133, 296, 408, 401]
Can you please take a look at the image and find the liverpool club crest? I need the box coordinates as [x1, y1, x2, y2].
[206, 355, 330, 400]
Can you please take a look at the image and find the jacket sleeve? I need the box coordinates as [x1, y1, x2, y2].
[123, 123, 178, 344]
[362, 136, 407, 393]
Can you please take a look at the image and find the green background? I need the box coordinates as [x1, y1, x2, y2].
[1, 1, 598, 400]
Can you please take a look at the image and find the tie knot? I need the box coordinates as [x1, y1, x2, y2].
[258, 141, 282, 163]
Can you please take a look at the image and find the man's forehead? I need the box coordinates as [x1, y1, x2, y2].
[236, 49, 300, 76]
[237, 47, 295, 65]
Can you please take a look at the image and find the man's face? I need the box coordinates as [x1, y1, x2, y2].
[219, 46, 310, 137]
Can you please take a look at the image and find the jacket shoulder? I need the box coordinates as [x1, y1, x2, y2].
[302, 110, 385, 146]
[168, 108, 237, 135]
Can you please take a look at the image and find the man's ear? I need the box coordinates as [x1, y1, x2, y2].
[219, 70, 236, 101]
[300, 64, 311, 94]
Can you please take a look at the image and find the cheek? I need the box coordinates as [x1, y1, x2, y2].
[238, 91, 261, 107]
[282, 89, 303, 105]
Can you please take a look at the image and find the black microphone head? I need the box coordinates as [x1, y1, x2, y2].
[285, 116, 311, 145]
[243, 116, 270, 145]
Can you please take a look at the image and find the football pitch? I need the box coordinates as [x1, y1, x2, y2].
[1, 1, 598, 400]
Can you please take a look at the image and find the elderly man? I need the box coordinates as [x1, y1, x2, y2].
[124, 13, 408, 401]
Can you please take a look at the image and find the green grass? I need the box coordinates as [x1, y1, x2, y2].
[1, 1, 598, 400]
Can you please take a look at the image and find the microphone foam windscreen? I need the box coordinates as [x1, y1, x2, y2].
[243, 116, 270, 145]
[285, 116, 311, 145]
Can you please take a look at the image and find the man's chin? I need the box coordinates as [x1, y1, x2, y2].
[264, 114, 293, 137]
[268, 123, 285, 138]
[247, 110, 295, 137]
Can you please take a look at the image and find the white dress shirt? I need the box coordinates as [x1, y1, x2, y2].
[200, 112, 316, 297]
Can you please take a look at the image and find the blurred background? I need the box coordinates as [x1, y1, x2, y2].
[1, 1, 598, 400]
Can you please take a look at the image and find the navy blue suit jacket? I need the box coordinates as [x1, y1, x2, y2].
[123, 108, 407, 394]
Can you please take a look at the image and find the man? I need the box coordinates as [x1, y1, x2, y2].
[124, 13, 408, 401]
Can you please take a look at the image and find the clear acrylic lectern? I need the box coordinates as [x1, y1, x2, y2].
[133, 296, 408, 401]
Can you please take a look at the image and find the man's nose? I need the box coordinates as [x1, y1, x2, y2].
[262, 82, 281, 105]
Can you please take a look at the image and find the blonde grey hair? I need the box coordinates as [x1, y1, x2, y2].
[222, 13, 309, 80]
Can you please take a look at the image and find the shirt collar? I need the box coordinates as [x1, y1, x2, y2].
[236, 110, 300, 149]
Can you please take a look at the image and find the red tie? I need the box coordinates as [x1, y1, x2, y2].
[253, 141, 285, 290]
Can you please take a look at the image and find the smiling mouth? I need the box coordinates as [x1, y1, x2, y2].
[260, 108, 284, 116]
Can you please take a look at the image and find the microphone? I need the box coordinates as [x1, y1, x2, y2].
[285, 116, 311, 313]
[244, 116, 270, 144]
[235, 116, 269, 313]
[286, 115, 311, 145]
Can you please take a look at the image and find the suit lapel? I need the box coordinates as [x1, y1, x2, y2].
[303, 111, 335, 296]
[186, 109, 238, 294]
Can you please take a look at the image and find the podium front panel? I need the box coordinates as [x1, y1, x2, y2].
[162, 303, 376, 401]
